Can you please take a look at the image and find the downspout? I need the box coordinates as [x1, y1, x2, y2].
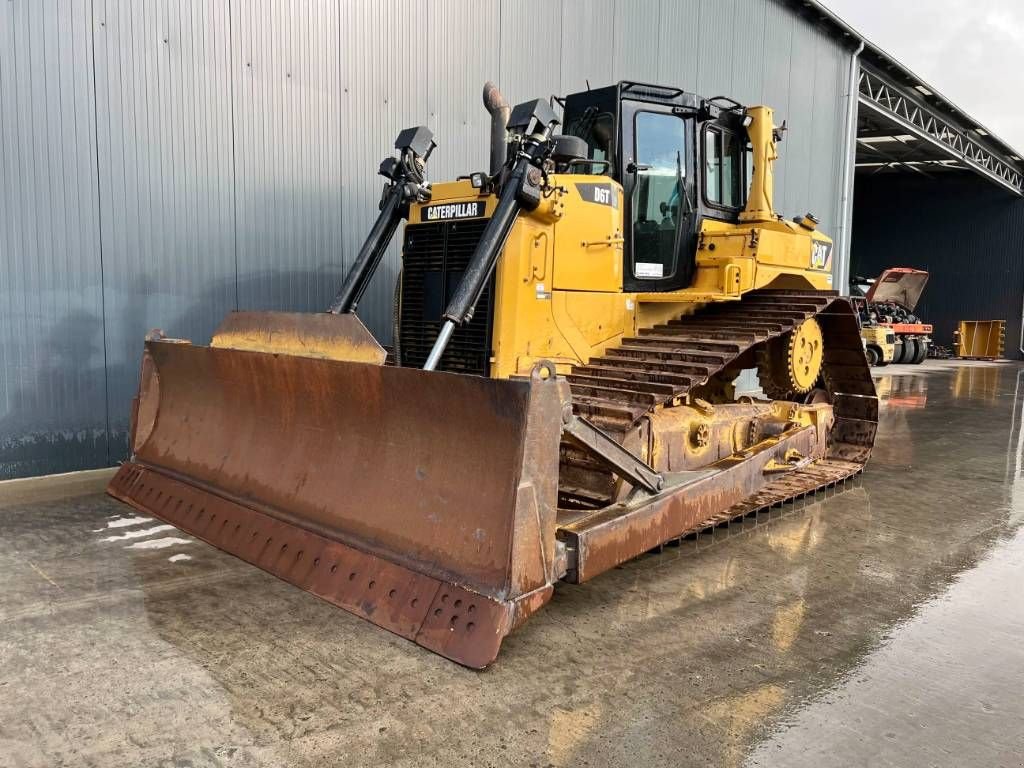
[836, 40, 866, 296]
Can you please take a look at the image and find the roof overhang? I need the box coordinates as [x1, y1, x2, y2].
[855, 65, 1023, 194]
[780, 1, 1024, 196]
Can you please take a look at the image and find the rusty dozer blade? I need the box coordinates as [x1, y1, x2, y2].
[109, 337, 564, 669]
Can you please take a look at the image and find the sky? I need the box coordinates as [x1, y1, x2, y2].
[822, 0, 1024, 155]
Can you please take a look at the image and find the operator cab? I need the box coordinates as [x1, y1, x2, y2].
[562, 82, 754, 292]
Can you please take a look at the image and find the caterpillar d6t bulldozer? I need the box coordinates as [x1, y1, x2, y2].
[108, 82, 877, 668]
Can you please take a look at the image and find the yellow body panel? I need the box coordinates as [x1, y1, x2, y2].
[550, 181, 624, 293]
[414, 184, 833, 378]
[410, 105, 835, 380]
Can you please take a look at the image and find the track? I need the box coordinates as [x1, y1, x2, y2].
[560, 289, 878, 510]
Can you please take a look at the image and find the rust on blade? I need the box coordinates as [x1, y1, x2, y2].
[108, 464, 551, 669]
[558, 425, 819, 583]
[211, 310, 387, 364]
[113, 338, 564, 667]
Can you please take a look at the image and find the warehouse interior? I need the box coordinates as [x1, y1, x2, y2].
[3, 1, 1024, 766]
[847, 50, 1024, 356]
[852, 174, 1024, 353]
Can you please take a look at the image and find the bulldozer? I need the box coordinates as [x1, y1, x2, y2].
[107, 81, 877, 668]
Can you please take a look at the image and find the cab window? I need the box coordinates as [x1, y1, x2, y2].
[632, 111, 686, 280]
[564, 105, 615, 175]
[704, 126, 745, 209]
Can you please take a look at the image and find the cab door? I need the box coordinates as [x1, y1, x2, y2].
[621, 103, 696, 293]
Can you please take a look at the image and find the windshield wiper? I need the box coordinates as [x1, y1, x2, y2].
[675, 149, 693, 216]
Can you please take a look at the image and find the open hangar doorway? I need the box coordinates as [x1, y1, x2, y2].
[847, 62, 1024, 359]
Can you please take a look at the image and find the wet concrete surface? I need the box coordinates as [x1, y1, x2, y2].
[2, 359, 1024, 767]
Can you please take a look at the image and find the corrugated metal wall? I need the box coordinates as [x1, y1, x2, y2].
[0, 1, 108, 478]
[0, 0, 854, 479]
[851, 174, 1024, 359]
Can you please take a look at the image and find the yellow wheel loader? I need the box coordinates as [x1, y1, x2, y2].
[108, 82, 877, 668]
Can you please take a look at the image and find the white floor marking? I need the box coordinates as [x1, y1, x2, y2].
[93, 515, 152, 531]
[126, 537, 193, 550]
[167, 553, 192, 563]
[100, 524, 175, 543]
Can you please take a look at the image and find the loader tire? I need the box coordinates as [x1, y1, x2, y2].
[865, 346, 880, 367]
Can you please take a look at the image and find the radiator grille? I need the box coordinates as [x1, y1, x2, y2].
[398, 218, 494, 375]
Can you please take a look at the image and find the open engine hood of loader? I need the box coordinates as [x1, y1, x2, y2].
[865, 268, 929, 311]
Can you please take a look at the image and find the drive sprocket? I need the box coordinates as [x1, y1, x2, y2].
[757, 317, 824, 398]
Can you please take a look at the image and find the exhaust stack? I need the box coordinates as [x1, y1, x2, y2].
[483, 81, 510, 176]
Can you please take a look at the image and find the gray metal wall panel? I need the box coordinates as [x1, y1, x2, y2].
[695, 0, 738, 99]
[612, 0, 661, 83]
[93, 0, 236, 458]
[0, 0, 108, 479]
[773, 15, 848, 244]
[809, 26, 847, 238]
[730, 0, 768, 106]
[0, 0, 857, 478]
[780, 19, 817, 222]
[426, 0, 499, 185]
[232, 0, 344, 316]
[656, 0, 700, 89]
[561, 0, 615, 94]
[762, 0, 795, 122]
[499, 0, 563, 107]
[340, 0, 427, 340]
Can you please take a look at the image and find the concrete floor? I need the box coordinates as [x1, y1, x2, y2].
[2, 359, 1024, 767]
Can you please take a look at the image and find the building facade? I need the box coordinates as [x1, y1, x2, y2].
[0, 0, 858, 479]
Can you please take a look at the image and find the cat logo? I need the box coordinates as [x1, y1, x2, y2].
[810, 240, 832, 270]
[421, 201, 485, 222]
